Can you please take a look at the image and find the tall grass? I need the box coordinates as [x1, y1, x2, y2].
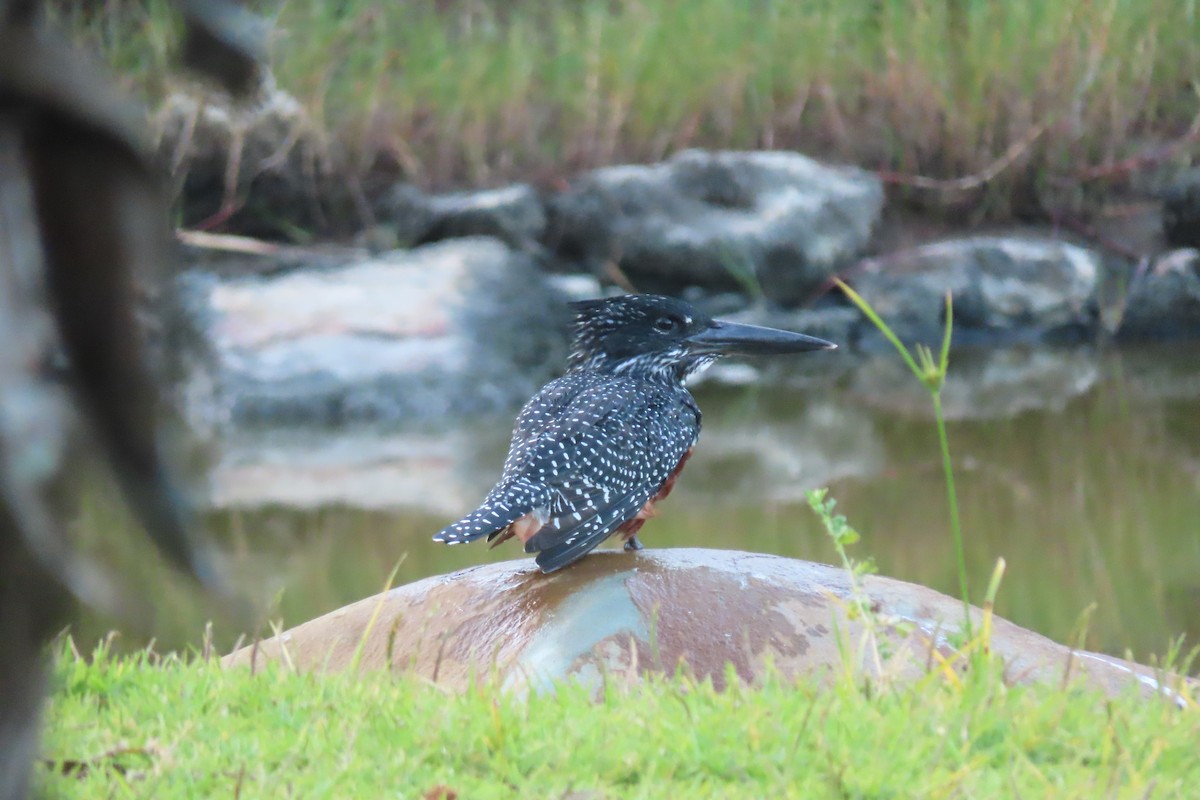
[53, 0, 1200, 218]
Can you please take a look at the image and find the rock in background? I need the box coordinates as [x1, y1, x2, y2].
[181, 237, 572, 427]
[165, 144, 1200, 467]
[545, 149, 883, 304]
[849, 237, 1101, 344]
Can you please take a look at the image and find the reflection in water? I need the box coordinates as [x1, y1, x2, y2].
[72, 345, 1200, 671]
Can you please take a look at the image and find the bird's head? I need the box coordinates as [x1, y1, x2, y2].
[567, 294, 836, 382]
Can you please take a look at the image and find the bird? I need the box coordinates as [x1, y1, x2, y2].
[432, 294, 836, 573]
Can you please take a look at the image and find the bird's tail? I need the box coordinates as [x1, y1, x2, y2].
[432, 482, 548, 545]
[528, 490, 647, 573]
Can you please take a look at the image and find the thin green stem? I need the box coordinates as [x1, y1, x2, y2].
[839, 279, 972, 635]
[939, 291, 953, 375]
[931, 393, 970, 636]
[835, 280, 923, 378]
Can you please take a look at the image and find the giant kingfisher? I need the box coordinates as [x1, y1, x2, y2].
[433, 294, 836, 572]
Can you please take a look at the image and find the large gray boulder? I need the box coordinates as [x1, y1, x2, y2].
[851, 237, 1101, 343]
[547, 150, 883, 304]
[183, 237, 571, 426]
[223, 549, 1195, 702]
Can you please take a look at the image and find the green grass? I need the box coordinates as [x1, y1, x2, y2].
[51, 0, 1200, 221]
[40, 641, 1199, 798]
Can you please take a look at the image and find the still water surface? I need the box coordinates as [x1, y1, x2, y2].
[75, 343, 1199, 670]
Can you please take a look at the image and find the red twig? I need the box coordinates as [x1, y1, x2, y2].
[1073, 105, 1200, 182]
[875, 124, 1048, 193]
[1049, 210, 1144, 261]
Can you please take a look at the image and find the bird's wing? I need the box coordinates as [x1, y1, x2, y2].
[431, 374, 615, 546]
[515, 379, 699, 571]
[498, 372, 601, 474]
[434, 374, 698, 564]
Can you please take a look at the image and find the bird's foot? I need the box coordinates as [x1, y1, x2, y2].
[623, 535, 644, 552]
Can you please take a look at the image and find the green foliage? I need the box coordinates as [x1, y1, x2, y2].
[805, 488, 875, 594]
[807, 487, 909, 675]
[40, 642, 1199, 798]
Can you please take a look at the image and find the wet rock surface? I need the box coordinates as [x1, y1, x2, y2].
[546, 149, 883, 304]
[850, 237, 1100, 344]
[223, 549, 1195, 701]
[182, 237, 572, 426]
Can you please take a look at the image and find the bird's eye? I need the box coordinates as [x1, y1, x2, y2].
[653, 316, 679, 333]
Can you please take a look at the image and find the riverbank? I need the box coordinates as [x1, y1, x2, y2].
[57, 0, 1200, 232]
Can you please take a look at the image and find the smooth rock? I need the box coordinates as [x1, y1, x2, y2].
[223, 549, 1194, 701]
[546, 150, 883, 304]
[376, 183, 547, 250]
[183, 237, 571, 426]
[851, 237, 1100, 343]
[1116, 249, 1200, 341]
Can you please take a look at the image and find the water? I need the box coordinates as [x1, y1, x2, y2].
[73, 343, 1200, 670]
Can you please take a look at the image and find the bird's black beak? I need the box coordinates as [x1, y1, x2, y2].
[685, 319, 837, 356]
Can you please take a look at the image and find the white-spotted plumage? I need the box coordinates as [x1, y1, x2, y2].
[431, 368, 700, 572]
